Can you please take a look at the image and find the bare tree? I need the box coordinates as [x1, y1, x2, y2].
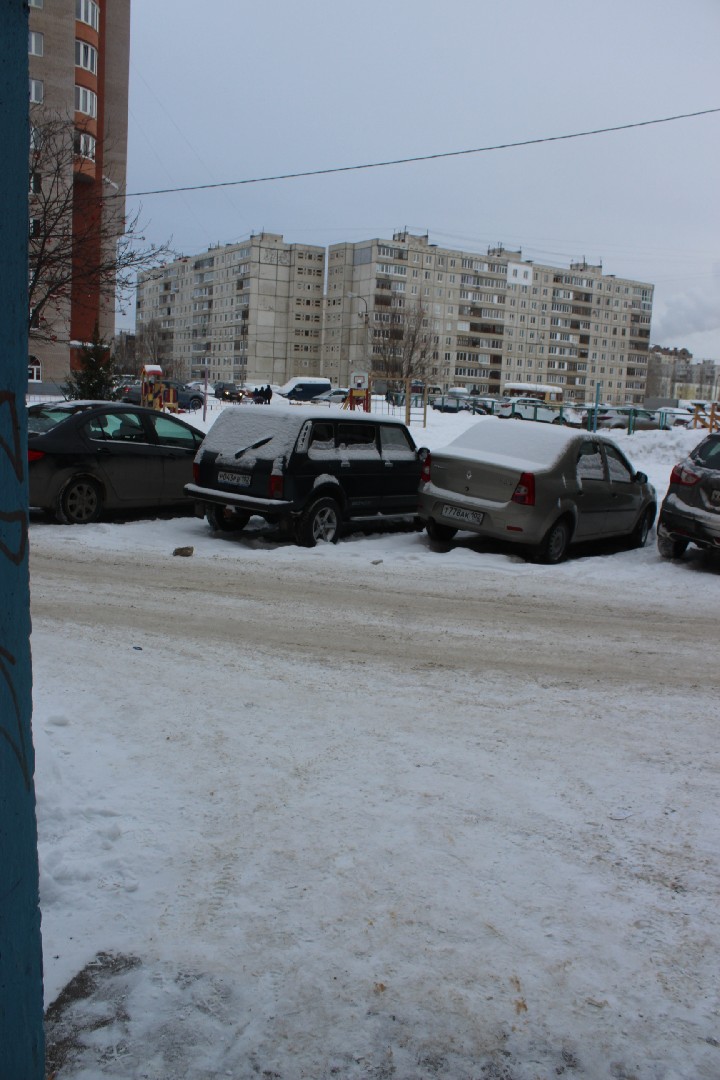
[136, 317, 164, 368]
[28, 108, 172, 345]
[370, 299, 433, 387]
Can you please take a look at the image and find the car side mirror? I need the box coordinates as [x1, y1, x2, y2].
[635, 471, 648, 484]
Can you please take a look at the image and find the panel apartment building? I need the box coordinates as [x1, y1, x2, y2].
[323, 232, 654, 405]
[136, 234, 325, 386]
[28, 0, 130, 384]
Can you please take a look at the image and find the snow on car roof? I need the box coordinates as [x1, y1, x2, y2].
[202, 404, 408, 461]
[441, 415, 582, 470]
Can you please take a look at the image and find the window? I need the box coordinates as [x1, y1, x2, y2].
[604, 445, 633, 483]
[28, 0, 43, 7]
[74, 84, 97, 117]
[29, 79, 44, 103]
[576, 443, 605, 481]
[76, 0, 100, 30]
[29, 171, 42, 194]
[74, 130, 96, 160]
[75, 39, 98, 74]
[29, 31, 44, 56]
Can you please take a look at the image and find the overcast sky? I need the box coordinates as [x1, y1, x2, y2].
[124, 0, 720, 359]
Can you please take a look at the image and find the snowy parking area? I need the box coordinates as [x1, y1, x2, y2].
[29, 412, 720, 1078]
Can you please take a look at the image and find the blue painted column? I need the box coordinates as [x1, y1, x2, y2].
[0, 2, 45, 1075]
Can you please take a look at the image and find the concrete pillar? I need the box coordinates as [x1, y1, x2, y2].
[0, 2, 45, 1075]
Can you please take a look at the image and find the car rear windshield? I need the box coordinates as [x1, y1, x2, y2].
[692, 435, 720, 468]
[201, 408, 303, 464]
[27, 405, 87, 433]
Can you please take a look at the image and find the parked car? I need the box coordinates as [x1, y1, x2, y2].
[417, 416, 656, 563]
[430, 397, 469, 413]
[214, 382, 244, 402]
[583, 406, 664, 431]
[27, 401, 205, 524]
[186, 405, 424, 546]
[311, 388, 349, 405]
[117, 379, 205, 411]
[497, 397, 583, 426]
[656, 432, 720, 559]
[277, 377, 333, 401]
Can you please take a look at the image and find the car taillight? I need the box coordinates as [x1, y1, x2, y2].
[670, 463, 701, 486]
[420, 449, 432, 484]
[27, 449, 46, 463]
[269, 473, 284, 499]
[511, 472, 535, 505]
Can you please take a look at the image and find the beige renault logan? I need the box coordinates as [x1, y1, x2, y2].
[418, 416, 656, 563]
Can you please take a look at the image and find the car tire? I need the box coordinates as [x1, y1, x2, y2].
[57, 476, 103, 525]
[534, 517, 571, 564]
[188, 396, 203, 411]
[511, 413, 524, 419]
[425, 518, 458, 542]
[552, 416, 567, 425]
[629, 506, 655, 549]
[296, 497, 341, 547]
[657, 532, 689, 560]
[206, 504, 250, 533]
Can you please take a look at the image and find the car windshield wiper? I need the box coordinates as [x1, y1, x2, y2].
[234, 437, 272, 459]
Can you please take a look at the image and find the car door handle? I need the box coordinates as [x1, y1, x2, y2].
[384, 461, 394, 468]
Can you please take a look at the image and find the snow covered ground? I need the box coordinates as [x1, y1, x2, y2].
[29, 405, 720, 1078]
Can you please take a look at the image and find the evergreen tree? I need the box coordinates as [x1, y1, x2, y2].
[63, 325, 116, 400]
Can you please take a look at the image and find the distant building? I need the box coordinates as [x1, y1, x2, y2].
[28, 0, 130, 383]
[646, 346, 719, 401]
[323, 232, 654, 404]
[136, 234, 326, 385]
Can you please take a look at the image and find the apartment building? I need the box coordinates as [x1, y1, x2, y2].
[646, 347, 719, 401]
[323, 232, 654, 405]
[135, 234, 326, 386]
[28, 0, 130, 384]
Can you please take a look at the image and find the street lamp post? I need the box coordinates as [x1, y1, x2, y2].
[347, 293, 369, 384]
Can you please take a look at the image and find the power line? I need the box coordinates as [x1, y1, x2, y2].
[120, 107, 720, 200]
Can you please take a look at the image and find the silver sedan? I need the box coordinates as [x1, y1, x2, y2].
[418, 416, 657, 562]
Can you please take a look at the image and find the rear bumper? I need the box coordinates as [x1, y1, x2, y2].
[657, 506, 720, 548]
[185, 483, 293, 517]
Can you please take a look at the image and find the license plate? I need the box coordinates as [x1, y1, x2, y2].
[218, 470, 251, 487]
[442, 504, 484, 525]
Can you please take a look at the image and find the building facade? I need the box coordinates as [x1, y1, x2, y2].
[136, 234, 326, 386]
[646, 346, 719, 402]
[323, 232, 654, 405]
[28, 0, 130, 384]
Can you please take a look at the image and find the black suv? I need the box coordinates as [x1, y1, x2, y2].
[186, 406, 424, 546]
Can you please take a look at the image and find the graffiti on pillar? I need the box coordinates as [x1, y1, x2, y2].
[0, 389, 30, 790]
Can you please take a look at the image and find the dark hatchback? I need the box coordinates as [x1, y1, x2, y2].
[186, 405, 424, 546]
[657, 432, 720, 559]
[28, 401, 205, 523]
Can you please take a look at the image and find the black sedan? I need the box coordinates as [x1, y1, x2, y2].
[27, 401, 205, 523]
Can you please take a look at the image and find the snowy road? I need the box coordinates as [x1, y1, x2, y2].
[30, 512, 720, 1080]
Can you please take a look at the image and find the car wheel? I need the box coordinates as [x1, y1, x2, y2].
[511, 413, 524, 419]
[552, 416, 567, 425]
[425, 518, 458, 542]
[629, 506, 655, 549]
[535, 517, 571, 564]
[206, 504, 250, 532]
[296, 497, 341, 547]
[57, 476, 103, 524]
[657, 533, 689, 560]
[189, 396, 203, 411]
